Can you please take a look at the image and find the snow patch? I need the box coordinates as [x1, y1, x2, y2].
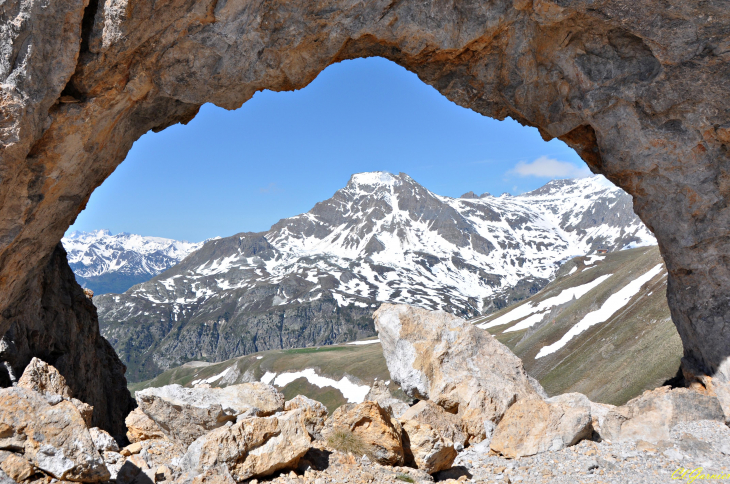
[271, 368, 370, 403]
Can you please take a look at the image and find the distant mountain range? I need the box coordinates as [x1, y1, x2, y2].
[62, 230, 204, 294]
[91, 172, 656, 381]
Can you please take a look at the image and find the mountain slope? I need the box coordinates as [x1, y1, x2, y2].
[62, 230, 203, 294]
[473, 245, 681, 405]
[131, 247, 680, 410]
[96, 172, 656, 381]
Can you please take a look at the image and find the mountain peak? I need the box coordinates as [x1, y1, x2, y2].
[347, 171, 413, 189]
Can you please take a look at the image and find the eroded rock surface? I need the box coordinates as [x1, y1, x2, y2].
[490, 393, 593, 458]
[0, 387, 109, 481]
[136, 383, 285, 446]
[374, 304, 542, 442]
[400, 419, 457, 474]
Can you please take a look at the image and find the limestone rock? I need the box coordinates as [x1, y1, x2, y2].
[181, 409, 310, 481]
[400, 400, 468, 447]
[17, 357, 73, 398]
[89, 427, 120, 453]
[490, 393, 593, 458]
[324, 401, 405, 466]
[365, 381, 410, 418]
[136, 383, 285, 445]
[0, 453, 35, 482]
[0, 386, 109, 481]
[401, 419, 456, 474]
[125, 407, 167, 443]
[284, 395, 328, 440]
[190, 466, 237, 484]
[599, 386, 726, 443]
[374, 304, 542, 442]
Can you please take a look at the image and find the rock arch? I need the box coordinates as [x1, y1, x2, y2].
[2, 0, 730, 431]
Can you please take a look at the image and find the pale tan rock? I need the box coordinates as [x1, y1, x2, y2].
[284, 395, 328, 440]
[89, 427, 120, 453]
[400, 400, 468, 447]
[120, 442, 143, 456]
[17, 358, 73, 398]
[490, 393, 593, 458]
[401, 419, 456, 474]
[365, 381, 410, 418]
[599, 386, 726, 443]
[125, 408, 167, 443]
[374, 304, 542, 443]
[1, 453, 35, 481]
[72, 399, 94, 427]
[136, 383, 285, 446]
[0, 386, 109, 481]
[190, 466, 237, 484]
[181, 409, 311, 481]
[324, 401, 404, 466]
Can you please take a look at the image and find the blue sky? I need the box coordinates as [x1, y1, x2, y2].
[68, 57, 590, 242]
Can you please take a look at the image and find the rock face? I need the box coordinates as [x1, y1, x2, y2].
[325, 401, 405, 466]
[135, 383, 285, 446]
[0, 387, 109, 481]
[1, 0, 730, 405]
[489, 393, 593, 458]
[0, 245, 135, 437]
[181, 410, 311, 481]
[598, 386, 726, 443]
[400, 419, 457, 474]
[374, 304, 542, 442]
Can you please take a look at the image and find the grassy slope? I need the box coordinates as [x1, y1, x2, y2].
[131, 247, 682, 409]
[476, 246, 682, 405]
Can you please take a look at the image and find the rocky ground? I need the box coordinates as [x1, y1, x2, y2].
[1, 304, 728, 484]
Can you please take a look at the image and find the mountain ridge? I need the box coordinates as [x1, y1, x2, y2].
[94, 172, 656, 381]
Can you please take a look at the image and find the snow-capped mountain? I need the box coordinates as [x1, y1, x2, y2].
[62, 230, 203, 294]
[95, 172, 656, 381]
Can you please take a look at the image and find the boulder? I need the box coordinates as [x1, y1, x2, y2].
[190, 465, 237, 484]
[400, 400, 468, 447]
[0, 453, 35, 482]
[180, 409, 310, 481]
[135, 383, 285, 445]
[17, 357, 72, 398]
[17, 357, 94, 426]
[374, 304, 542, 442]
[324, 401, 405, 466]
[490, 393, 593, 458]
[365, 381, 410, 418]
[89, 427, 120, 453]
[401, 419, 456, 474]
[284, 395, 328, 440]
[598, 386, 726, 443]
[125, 408, 167, 443]
[0, 386, 109, 482]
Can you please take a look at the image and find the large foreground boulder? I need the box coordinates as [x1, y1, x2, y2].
[136, 383, 285, 445]
[598, 386, 726, 443]
[490, 393, 593, 458]
[374, 304, 543, 442]
[284, 395, 328, 440]
[0, 387, 109, 481]
[324, 401, 405, 466]
[180, 409, 311, 481]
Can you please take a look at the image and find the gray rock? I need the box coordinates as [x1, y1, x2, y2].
[136, 383, 285, 446]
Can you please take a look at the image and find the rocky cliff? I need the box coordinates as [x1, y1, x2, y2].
[0, 244, 134, 438]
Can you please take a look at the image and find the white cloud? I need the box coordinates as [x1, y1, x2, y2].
[510, 156, 591, 179]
